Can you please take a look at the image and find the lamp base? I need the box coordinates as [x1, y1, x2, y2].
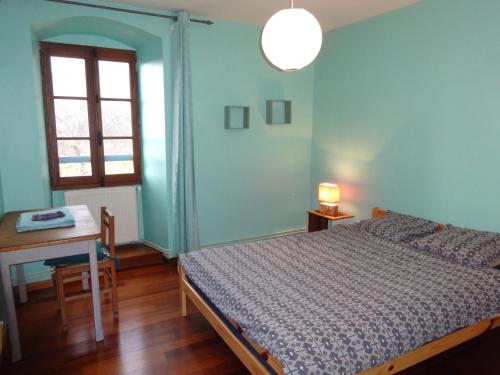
[319, 203, 339, 216]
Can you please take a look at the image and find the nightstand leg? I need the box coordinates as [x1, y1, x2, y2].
[308, 213, 329, 233]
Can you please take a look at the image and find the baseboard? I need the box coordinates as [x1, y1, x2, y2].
[11, 269, 52, 287]
[202, 227, 306, 248]
[144, 226, 307, 259]
[143, 240, 172, 258]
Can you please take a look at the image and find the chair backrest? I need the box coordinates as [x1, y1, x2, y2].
[101, 207, 116, 258]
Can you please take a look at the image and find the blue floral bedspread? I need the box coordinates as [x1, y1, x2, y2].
[179, 225, 500, 375]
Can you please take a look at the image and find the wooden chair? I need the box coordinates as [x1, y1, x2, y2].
[50, 207, 118, 329]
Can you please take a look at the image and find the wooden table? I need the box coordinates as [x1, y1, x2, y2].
[0, 205, 104, 362]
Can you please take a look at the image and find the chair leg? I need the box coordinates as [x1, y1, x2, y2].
[110, 264, 119, 319]
[52, 271, 60, 312]
[103, 269, 110, 301]
[55, 268, 68, 330]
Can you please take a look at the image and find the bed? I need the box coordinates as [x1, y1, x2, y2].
[178, 208, 500, 374]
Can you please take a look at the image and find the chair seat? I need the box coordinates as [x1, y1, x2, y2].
[44, 241, 106, 266]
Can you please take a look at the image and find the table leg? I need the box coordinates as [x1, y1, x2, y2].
[16, 264, 28, 303]
[87, 241, 104, 341]
[81, 272, 89, 290]
[0, 258, 22, 361]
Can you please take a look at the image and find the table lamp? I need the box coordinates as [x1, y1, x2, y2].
[318, 183, 340, 215]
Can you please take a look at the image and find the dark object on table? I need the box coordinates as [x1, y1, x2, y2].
[32, 211, 66, 221]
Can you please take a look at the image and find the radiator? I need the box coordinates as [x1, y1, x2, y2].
[64, 186, 140, 244]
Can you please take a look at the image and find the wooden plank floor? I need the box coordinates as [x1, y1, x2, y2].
[1, 261, 499, 374]
[1, 262, 248, 375]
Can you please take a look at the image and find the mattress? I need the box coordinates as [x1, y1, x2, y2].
[179, 224, 500, 375]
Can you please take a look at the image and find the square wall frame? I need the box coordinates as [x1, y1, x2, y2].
[266, 100, 291, 125]
[224, 106, 250, 129]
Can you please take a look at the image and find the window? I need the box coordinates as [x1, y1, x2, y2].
[40, 42, 141, 190]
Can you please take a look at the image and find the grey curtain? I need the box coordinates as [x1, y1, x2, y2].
[171, 11, 200, 255]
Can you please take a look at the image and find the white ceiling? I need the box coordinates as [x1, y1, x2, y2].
[107, 0, 420, 31]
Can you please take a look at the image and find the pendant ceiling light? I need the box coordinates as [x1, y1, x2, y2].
[261, 0, 323, 71]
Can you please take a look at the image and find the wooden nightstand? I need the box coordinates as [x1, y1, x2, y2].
[307, 210, 354, 233]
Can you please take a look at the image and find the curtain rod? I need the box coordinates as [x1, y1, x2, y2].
[45, 0, 214, 25]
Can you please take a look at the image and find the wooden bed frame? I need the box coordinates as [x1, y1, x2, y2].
[178, 207, 500, 375]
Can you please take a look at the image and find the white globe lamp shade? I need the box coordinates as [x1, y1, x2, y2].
[261, 8, 322, 71]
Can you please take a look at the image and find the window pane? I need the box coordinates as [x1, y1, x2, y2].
[50, 57, 87, 97]
[57, 140, 92, 177]
[54, 99, 89, 137]
[98, 61, 130, 99]
[101, 101, 132, 137]
[103, 139, 134, 175]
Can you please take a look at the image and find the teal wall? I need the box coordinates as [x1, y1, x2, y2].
[311, 0, 500, 231]
[0, 170, 4, 320]
[0, 170, 4, 220]
[0, 0, 314, 282]
[191, 22, 314, 245]
[137, 39, 170, 249]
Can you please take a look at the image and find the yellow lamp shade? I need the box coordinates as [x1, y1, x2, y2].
[318, 183, 340, 204]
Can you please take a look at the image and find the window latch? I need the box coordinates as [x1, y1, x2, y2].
[97, 131, 103, 145]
